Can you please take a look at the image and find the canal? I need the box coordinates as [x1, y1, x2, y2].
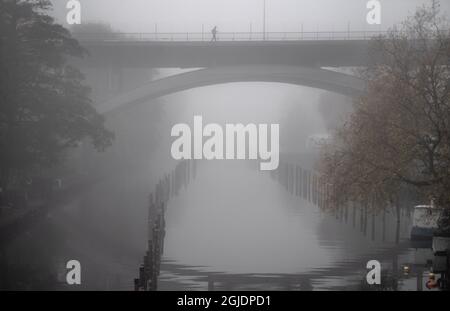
[159, 160, 434, 291]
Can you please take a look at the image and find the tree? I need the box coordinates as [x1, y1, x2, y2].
[0, 0, 113, 189]
[320, 2, 450, 209]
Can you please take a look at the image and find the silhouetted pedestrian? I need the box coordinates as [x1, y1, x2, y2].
[211, 26, 217, 42]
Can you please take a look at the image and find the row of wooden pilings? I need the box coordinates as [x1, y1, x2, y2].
[134, 159, 197, 291]
[268, 158, 407, 243]
[269, 160, 331, 210]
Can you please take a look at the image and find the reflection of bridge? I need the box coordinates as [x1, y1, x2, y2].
[159, 238, 413, 291]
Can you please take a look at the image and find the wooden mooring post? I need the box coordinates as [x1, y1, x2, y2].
[135, 160, 196, 290]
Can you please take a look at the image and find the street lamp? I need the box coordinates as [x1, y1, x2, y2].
[263, 0, 266, 40]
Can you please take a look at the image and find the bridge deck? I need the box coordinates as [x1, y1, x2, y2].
[77, 39, 372, 68]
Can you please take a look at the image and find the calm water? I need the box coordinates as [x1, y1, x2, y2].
[159, 161, 436, 291]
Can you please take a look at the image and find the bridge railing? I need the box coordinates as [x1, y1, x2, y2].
[74, 30, 390, 43]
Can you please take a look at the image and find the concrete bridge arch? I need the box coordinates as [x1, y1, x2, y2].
[97, 65, 365, 114]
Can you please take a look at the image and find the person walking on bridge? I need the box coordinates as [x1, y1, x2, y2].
[211, 26, 218, 42]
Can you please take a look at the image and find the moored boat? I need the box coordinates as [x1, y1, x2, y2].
[410, 205, 443, 241]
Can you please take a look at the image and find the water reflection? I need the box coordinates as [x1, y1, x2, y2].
[159, 160, 433, 291]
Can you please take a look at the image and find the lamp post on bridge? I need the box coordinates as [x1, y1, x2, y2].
[262, 0, 266, 41]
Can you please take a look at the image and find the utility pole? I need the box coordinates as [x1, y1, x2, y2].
[263, 0, 266, 40]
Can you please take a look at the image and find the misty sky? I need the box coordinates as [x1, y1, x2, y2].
[51, 0, 449, 33]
